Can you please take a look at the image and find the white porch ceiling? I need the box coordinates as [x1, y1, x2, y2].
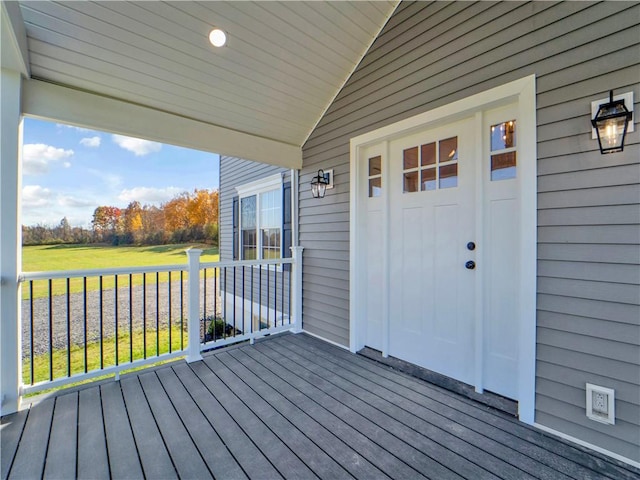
[16, 1, 398, 149]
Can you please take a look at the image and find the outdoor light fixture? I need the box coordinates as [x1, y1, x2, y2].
[209, 28, 227, 47]
[310, 169, 330, 198]
[591, 90, 633, 154]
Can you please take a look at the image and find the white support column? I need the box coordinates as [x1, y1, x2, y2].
[185, 249, 203, 363]
[0, 69, 23, 415]
[290, 246, 304, 333]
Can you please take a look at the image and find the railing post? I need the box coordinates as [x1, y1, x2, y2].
[0, 69, 23, 416]
[290, 246, 304, 333]
[185, 249, 203, 363]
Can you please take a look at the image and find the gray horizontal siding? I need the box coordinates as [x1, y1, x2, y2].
[300, 0, 640, 463]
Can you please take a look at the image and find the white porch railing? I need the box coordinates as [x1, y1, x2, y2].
[13, 247, 302, 399]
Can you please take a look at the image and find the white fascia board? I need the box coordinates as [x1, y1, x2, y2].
[1, 1, 30, 76]
[21, 79, 302, 169]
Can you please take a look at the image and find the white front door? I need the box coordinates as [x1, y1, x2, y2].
[357, 105, 524, 399]
[388, 116, 477, 385]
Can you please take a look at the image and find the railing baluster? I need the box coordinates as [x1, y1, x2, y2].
[155, 271, 159, 357]
[66, 278, 71, 377]
[129, 274, 133, 363]
[82, 277, 89, 373]
[203, 268, 207, 339]
[168, 271, 172, 354]
[29, 281, 34, 385]
[281, 264, 285, 326]
[213, 267, 218, 340]
[99, 276, 103, 370]
[180, 270, 184, 350]
[250, 265, 254, 334]
[115, 275, 119, 366]
[143, 273, 147, 359]
[241, 266, 245, 335]
[258, 266, 262, 331]
[267, 264, 270, 328]
[48, 279, 53, 381]
[288, 265, 292, 325]
[274, 263, 278, 327]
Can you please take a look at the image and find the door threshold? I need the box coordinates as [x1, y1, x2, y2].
[358, 347, 518, 416]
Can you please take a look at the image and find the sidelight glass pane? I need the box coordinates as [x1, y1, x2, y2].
[439, 164, 458, 189]
[369, 177, 382, 197]
[403, 171, 419, 193]
[491, 152, 517, 181]
[369, 156, 381, 176]
[421, 168, 436, 191]
[403, 147, 419, 170]
[421, 142, 436, 166]
[439, 137, 458, 162]
[490, 120, 516, 150]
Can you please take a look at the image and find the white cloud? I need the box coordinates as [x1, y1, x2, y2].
[80, 136, 101, 147]
[63, 162, 72, 168]
[112, 134, 162, 156]
[58, 195, 95, 208]
[118, 186, 182, 204]
[22, 143, 74, 175]
[22, 185, 53, 207]
[56, 123, 93, 133]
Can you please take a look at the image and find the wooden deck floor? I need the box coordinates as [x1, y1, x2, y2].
[2, 333, 638, 480]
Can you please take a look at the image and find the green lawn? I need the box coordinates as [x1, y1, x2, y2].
[23, 326, 187, 394]
[22, 243, 219, 299]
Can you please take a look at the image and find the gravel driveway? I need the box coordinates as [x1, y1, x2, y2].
[21, 279, 221, 358]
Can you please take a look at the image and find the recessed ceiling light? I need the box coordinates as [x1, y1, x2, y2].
[209, 28, 226, 48]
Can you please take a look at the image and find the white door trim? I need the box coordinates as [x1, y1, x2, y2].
[349, 75, 537, 424]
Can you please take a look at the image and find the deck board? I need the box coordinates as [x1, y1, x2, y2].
[2, 333, 639, 480]
[291, 333, 635, 480]
[223, 347, 390, 479]
[281, 334, 574, 480]
[171, 361, 282, 480]
[120, 375, 177, 479]
[0, 409, 28, 479]
[43, 392, 78, 479]
[101, 381, 144, 479]
[155, 366, 248, 480]
[77, 387, 110, 479]
[5, 398, 53, 480]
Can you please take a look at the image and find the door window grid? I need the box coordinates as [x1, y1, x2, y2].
[490, 120, 517, 181]
[368, 155, 382, 197]
[402, 137, 458, 193]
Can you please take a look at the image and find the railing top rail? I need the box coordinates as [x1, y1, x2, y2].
[19, 264, 186, 281]
[200, 258, 294, 269]
[19, 257, 296, 282]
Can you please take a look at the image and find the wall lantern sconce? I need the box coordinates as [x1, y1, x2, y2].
[591, 90, 634, 154]
[310, 169, 333, 198]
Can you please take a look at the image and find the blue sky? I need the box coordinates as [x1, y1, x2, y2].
[21, 118, 219, 227]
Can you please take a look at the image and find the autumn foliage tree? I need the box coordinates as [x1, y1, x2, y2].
[93, 189, 218, 246]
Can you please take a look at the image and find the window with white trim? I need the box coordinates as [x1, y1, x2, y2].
[236, 174, 283, 261]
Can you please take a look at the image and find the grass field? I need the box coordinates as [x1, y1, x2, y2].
[23, 326, 187, 394]
[22, 243, 219, 299]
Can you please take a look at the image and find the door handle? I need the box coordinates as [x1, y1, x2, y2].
[465, 261, 476, 270]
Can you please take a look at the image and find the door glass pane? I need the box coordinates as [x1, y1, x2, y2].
[403, 147, 419, 170]
[439, 164, 458, 189]
[421, 168, 436, 191]
[491, 152, 517, 180]
[369, 177, 382, 197]
[439, 137, 458, 162]
[490, 120, 516, 150]
[403, 171, 419, 193]
[369, 156, 381, 176]
[421, 143, 436, 166]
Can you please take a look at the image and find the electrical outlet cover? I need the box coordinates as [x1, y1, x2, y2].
[586, 384, 615, 425]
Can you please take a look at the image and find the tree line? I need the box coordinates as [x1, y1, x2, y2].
[23, 189, 219, 246]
